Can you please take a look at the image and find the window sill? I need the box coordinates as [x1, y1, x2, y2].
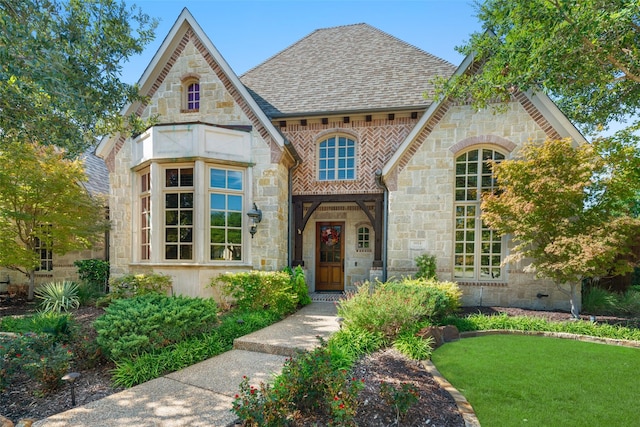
[129, 261, 252, 268]
[455, 281, 507, 287]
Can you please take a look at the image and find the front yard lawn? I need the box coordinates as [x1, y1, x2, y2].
[432, 334, 640, 426]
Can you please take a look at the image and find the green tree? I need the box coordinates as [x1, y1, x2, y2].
[0, 142, 109, 300]
[0, 0, 157, 156]
[437, 0, 639, 135]
[436, 1, 640, 209]
[481, 139, 640, 318]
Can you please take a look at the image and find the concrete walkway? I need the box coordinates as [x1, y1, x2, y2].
[34, 302, 340, 427]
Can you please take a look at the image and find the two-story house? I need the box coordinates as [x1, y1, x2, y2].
[97, 9, 585, 310]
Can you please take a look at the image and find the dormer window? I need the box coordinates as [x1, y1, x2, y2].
[181, 75, 201, 112]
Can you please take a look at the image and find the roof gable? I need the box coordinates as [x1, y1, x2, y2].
[240, 23, 456, 117]
[96, 8, 287, 163]
[382, 50, 587, 180]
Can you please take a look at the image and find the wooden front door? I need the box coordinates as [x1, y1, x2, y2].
[315, 222, 344, 291]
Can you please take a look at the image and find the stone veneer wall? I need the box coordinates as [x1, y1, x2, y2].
[0, 245, 106, 294]
[107, 38, 289, 299]
[386, 102, 576, 311]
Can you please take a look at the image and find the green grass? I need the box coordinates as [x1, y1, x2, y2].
[432, 335, 640, 426]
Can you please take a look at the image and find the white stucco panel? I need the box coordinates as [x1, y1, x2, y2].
[132, 123, 252, 167]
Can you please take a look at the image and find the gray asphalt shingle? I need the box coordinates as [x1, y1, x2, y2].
[240, 23, 456, 117]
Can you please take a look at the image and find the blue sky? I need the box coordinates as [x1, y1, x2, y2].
[121, 0, 483, 84]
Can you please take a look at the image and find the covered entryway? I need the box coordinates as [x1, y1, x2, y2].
[315, 222, 344, 291]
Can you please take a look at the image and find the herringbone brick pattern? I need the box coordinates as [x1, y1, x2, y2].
[283, 118, 417, 195]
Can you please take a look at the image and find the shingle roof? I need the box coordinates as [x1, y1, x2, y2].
[240, 23, 456, 117]
[82, 150, 109, 196]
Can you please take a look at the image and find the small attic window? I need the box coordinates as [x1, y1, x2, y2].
[181, 75, 201, 112]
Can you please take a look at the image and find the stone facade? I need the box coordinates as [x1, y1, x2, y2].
[96, 11, 586, 311]
[103, 25, 290, 298]
[385, 102, 574, 311]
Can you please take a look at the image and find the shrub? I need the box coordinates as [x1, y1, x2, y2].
[0, 333, 72, 393]
[74, 259, 109, 292]
[35, 281, 80, 313]
[582, 286, 619, 315]
[94, 294, 218, 360]
[327, 327, 385, 370]
[22, 341, 73, 392]
[107, 273, 173, 300]
[0, 311, 75, 339]
[414, 253, 437, 280]
[232, 340, 364, 426]
[111, 309, 281, 388]
[442, 313, 640, 341]
[212, 271, 300, 316]
[287, 265, 311, 306]
[337, 279, 461, 342]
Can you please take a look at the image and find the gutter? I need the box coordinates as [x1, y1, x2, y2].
[374, 169, 388, 282]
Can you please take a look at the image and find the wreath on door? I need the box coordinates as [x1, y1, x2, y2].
[321, 227, 340, 247]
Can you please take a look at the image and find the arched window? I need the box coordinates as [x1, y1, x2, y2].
[181, 76, 201, 112]
[318, 135, 356, 181]
[454, 148, 506, 281]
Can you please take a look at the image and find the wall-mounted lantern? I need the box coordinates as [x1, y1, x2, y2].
[247, 203, 262, 238]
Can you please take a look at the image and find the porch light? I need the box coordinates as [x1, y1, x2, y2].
[247, 203, 262, 238]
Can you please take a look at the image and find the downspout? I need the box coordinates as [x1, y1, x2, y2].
[374, 169, 388, 282]
[284, 138, 302, 268]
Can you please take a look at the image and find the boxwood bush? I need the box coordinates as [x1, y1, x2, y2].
[94, 294, 218, 360]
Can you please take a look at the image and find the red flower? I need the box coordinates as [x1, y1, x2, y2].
[339, 403, 345, 409]
[334, 396, 339, 401]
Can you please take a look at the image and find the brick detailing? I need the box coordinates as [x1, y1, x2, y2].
[109, 28, 282, 163]
[449, 135, 517, 154]
[513, 91, 562, 140]
[392, 100, 453, 177]
[283, 118, 416, 195]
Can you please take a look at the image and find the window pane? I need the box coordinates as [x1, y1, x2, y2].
[211, 228, 225, 243]
[228, 171, 243, 190]
[165, 245, 178, 259]
[228, 212, 242, 227]
[180, 211, 193, 226]
[210, 211, 225, 226]
[228, 229, 242, 244]
[180, 169, 194, 186]
[210, 169, 226, 188]
[166, 169, 178, 187]
[228, 195, 242, 211]
[180, 193, 193, 208]
[211, 194, 225, 210]
[180, 245, 192, 260]
[166, 228, 178, 242]
[166, 211, 178, 225]
[166, 194, 178, 208]
[180, 228, 192, 243]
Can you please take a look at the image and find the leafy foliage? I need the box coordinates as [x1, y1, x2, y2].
[212, 270, 305, 316]
[104, 273, 173, 302]
[436, 0, 640, 137]
[232, 340, 365, 426]
[442, 313, 640, 341]
[35, 281, 80, 313]
[94, 294, 218, 360]
[414, 253, 437, 280]
[0, 0, 157, 155]
[74, 259, 109, 292]
[0, 329, 74, 392]
[0, 141, 109, 299]
[481, 138, 640, 316]
[110, 309, 281, 388]
[337, 279, 461, 341]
